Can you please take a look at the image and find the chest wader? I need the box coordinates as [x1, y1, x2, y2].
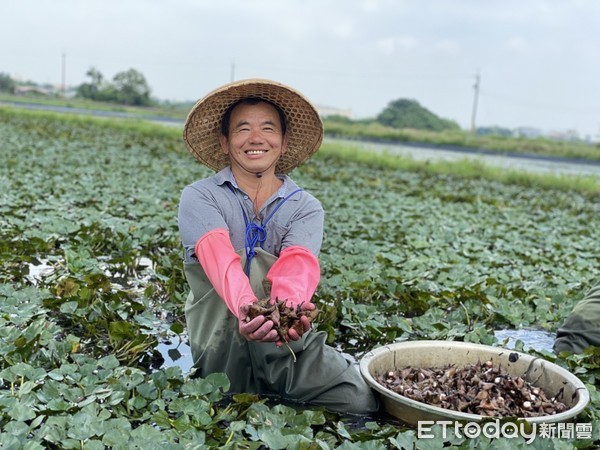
[184, 187, 379, 414]
[554, 283, 600, 354]
[184, 248, 379, 414]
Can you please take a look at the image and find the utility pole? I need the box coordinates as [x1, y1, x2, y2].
[61, 52, 66, 96]
[470, 70, 480, 134]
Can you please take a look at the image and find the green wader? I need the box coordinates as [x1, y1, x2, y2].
[184, 248, 379, 415]
[554, 282, 600, 354]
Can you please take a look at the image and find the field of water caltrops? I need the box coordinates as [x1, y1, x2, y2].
[1, 107, 598, 448]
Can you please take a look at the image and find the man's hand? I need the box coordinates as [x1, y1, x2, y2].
[285, 301, 316, 341]
[238, 303, 280, 342]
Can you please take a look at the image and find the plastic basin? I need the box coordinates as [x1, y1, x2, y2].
[359, 340, 589, 426]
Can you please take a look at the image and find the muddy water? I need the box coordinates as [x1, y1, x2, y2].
[157, 328, 557, 376]
[328, 137, 600, 179]
[25, 260, 557, 376]
[493, 328, 556, 353]
[157, 339, 194, 373]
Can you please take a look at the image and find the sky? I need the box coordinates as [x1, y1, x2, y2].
[2, 0, 599, 138]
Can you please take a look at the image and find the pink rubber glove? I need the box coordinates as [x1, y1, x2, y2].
[194, 228, 258, 318]
[196, 229, 280, 343]
[267, 245, 320, 306]
[266, 245, 320, 341]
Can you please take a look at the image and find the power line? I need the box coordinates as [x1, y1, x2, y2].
[481, 90, 600, 114]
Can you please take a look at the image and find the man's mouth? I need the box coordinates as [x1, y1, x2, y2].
[245, 150, 267, 155]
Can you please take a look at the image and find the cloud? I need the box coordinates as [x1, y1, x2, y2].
[328, 19, 356, 39]
[434, 39, 460, 55]
[504, 37, 529, 54]
[2, 0, 600, 135]
[374, 35, 418, 55]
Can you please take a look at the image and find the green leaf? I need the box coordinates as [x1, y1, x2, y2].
[169, 322, 184, 334]
[45, 398, 73, 412]
[108, 320, 136, 342]
[7, 403, 37, 421]
[97, 355, 120, 370]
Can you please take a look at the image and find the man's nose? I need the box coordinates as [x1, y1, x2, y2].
[248, 129, 265, 143]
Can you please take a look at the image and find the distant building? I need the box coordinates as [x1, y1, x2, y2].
[14, 82, 75, 98]
[316, 104, 353, 119]
[547, 128, 581, 142]
[14, 85, 54, 96]
[515, 127, 543, 138]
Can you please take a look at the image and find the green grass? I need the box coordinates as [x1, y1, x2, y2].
[3, 104, 598, 199]
[3, 94, 599, 162]
[0, 92, 190, 119]
[324, 119, 600, 161]
[0, 104, 179, 136]
[317, 141, 600, 199]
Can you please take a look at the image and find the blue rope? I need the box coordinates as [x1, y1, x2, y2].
[244, 222, 267, 274]
[228, 184, 303, 276]
[263, 188, 303, 225]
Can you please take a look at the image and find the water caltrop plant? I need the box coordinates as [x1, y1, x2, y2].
[0, 107, 599, 448]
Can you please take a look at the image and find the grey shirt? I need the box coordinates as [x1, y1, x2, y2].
[178, 167, 324, 263]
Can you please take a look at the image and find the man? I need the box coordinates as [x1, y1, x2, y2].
[554, 281, 600, 354]
[178, 79, 379, 414]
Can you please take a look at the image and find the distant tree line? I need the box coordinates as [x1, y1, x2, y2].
[325, 98, 460, 132]
[376, 98, 460, 131]
[2, 69, 465, 132]
[0, 68, 153, 107]
[0, 72, 17, 94]
[76, 67, 152, 106]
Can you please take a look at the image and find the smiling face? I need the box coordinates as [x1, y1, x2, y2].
[219, 100, 288, 179]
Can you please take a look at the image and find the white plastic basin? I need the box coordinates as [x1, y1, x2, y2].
[360, 340, 589, 426]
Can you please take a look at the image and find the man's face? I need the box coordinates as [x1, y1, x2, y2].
[219, 101, 288, 177]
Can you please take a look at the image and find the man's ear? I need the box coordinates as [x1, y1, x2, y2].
[281, 133, 289, 154]
[219, 133, 229, 154]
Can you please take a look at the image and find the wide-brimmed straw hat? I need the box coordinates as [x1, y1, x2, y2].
[183, 78, 323, 174]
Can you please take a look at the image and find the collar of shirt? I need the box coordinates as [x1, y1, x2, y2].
[214, 166, 294, 199]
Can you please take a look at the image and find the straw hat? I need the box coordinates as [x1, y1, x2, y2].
[183, 78, 323, 174]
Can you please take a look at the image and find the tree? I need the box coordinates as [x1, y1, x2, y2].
[76, 67, 106, 100]
[0, 72, 16, 94]
[112, 68, 151, 106]
[377, 98, 460, 131]
[76, 67, 152, 106]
